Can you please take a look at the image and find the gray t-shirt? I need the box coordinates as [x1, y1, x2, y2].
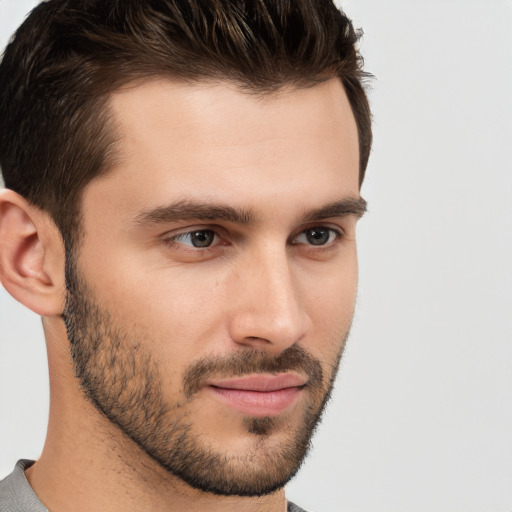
[0, 460, 308, 512]
[0, 461, 47, 512]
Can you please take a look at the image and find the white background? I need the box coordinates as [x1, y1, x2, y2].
[1, 1, 511, 511]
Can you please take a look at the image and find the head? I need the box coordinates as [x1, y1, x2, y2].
[0, 0, 371, 249]
[0, 0, 371, 499]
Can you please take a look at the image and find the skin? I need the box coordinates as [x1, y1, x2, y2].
[0, 77, 362, 511]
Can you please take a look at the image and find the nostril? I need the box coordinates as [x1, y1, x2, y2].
[246, 336, 271, 342]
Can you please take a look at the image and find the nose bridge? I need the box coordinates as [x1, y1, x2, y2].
[228, 242, 311, 350]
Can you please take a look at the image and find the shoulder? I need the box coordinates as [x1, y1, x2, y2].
[287, 501, 310, 512]
[0, 460, 48, 512]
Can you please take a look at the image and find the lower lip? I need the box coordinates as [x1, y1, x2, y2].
[208, 386, 302, 417]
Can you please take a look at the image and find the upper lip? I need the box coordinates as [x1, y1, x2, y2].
[208, 373, 307, 392]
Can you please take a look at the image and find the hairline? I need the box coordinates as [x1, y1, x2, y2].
[66, 72, 359, 245]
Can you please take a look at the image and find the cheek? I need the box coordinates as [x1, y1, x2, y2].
[301, 257, 358, 354]
[305, 245, 358, 309]
[92, 262, 230, 368]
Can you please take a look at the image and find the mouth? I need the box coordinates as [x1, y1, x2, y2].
[207, 373, 307, 417]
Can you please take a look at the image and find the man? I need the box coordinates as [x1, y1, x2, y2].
[0, 0, 371, 510]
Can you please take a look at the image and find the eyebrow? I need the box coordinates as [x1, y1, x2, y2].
[134, 197, 367, 227]
[134, 200, 253, 226]
[303, 197, 367, 221]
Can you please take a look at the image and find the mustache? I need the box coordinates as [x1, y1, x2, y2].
[183, 345, 324, 399]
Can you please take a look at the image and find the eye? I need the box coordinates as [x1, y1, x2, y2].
[169, 229, 218, 248]
[293, 227, 340, 246]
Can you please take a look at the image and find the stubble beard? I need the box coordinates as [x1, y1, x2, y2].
[62, 257, 348, 496]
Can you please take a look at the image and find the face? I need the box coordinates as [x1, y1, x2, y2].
[63, 78, 363, 496]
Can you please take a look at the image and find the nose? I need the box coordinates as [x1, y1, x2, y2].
[227, 246, 312, 353]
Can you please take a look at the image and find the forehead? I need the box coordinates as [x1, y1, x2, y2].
[109, 78, 358, 158]
[84, 78, 360, 220]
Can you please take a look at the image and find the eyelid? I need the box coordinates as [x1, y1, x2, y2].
[160, 222, 346, 253]
[290, 224, 345, 244]
[161, 226, 225, 249]
[171, 230, 216, 243]
[161, 223, 223, 238]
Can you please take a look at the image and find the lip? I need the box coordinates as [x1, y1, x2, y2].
[207, 373, 307, 417]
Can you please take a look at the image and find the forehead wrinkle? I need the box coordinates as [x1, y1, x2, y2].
[133, 199, 255, 226]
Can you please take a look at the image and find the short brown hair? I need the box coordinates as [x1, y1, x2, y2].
[0, 0, 372, 248]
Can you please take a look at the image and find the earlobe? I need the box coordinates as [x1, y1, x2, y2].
[0, 189, 65, 316]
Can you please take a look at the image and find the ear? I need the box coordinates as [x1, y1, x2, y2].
[0, 189, 65, 316]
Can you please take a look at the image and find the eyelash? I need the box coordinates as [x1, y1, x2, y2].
[290, 227, 343, 247]
[162, 225, 345, 252]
